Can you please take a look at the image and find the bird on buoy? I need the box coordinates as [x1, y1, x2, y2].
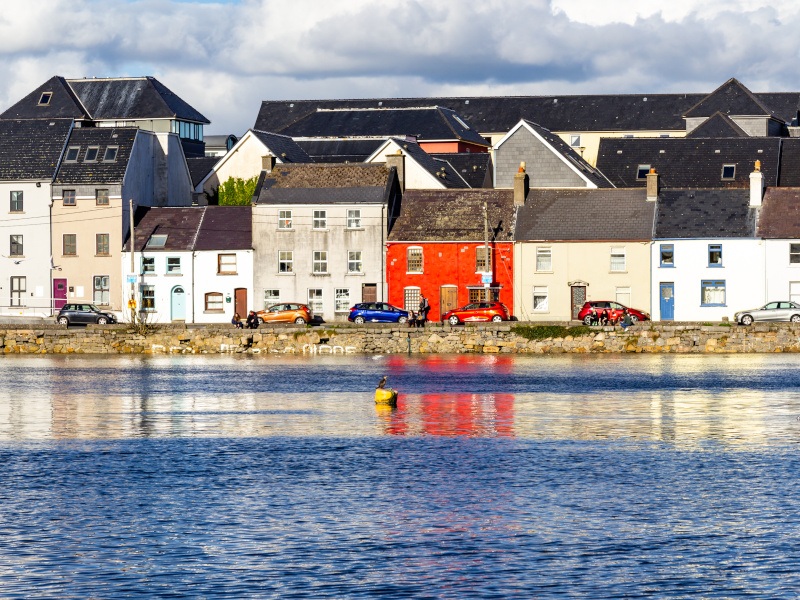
[377, 375, 387, 389]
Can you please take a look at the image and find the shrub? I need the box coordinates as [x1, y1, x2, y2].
[511, 325, 591, 340]
[217, 176, 258, 206]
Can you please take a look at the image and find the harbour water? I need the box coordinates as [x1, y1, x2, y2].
[1, 354, 800, 598]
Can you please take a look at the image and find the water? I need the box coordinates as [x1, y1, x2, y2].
[1, 354, 800, 598]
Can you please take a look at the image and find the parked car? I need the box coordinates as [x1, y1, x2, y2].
[577, 301, 649, 325]
[442, 302, 510, 325]
[348, 302, 408, 324]
[56, 304, 117, 326]
[256, 303, 312, 325]
[735, 301, 800, 325]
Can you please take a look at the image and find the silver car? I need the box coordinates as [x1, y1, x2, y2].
[735, 301, 800, 325]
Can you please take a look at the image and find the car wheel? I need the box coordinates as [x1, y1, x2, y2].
[583, 315, 593, 325]
[294, 317, 306, 324]
[491, 315, 503, 322]
[741, 315, 754, 326]
[97, 317, 108, 325]
[398, 316, 407, 324]
[791, 315, 800, 323]
[448, 315, 460, 326]
[354, 316, 365, 324]
[58, 316, 69, 326]
[630, 315, 639, 324]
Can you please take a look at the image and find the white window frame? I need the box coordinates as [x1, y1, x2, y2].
[407, 247, 423, 273]
[404, 287, 421, 313]
[536, 247, 552, 272]
[166, 257, 181, 274]
[616, 286, 631, 307]
[335, 288, 350, 312]
[278, 210, 293, 229]
[264, 289, 280, 308]
[279, 251, 293, 273]
[313, 251, 328, 273]
[313, 210, 327, 230]
[347, 209, 362, 229]
[142, 256, 155, 274]
[610, 247, 626, 272]
[140, 284, 156, 311]
[348, 250, 363, 273]
[308, 289, 323, 314]
[93, 275, 110, 305]
[790, 243, 800, 265]
[532, 286, 549, 312]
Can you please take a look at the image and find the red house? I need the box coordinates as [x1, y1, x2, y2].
[386, 189, 517, 321]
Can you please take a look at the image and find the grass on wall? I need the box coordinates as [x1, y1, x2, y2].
[511, 325, 592, 340]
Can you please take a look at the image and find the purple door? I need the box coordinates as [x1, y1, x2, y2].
[53, 279, 67, 310]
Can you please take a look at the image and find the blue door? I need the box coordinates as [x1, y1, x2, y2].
[171, 286, 186, 321]
[660, 282, 674, 321]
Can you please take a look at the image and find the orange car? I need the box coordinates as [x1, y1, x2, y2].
[442, 301, 510, 325]
[256, 303, 312, 325]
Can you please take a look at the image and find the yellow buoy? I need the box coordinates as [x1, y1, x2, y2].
[375, 387, 398, 406]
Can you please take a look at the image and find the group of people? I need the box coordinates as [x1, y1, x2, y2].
[408, 296, 430, 327]
[587, 307, 634, 330]
[232, 311, 259, 329]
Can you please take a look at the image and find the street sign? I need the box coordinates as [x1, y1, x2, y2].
[126, 274, 137, 284]
[481, 272, 492, 284]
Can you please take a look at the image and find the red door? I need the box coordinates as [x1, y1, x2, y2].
[53, 279, 67, 310]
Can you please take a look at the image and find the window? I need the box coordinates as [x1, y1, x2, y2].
[10, 276, 25, 307]
[95, 233, 110, 256]
[10, 235, 22, 257]
[469, 288, 499, 302]
[38, 92, 52, 106]
[660, 244, 674, 267]
[570, 134, 581, 148]
[536, 247, 552, 272]
[84, 147, 99, 162]
[63, 234, 76, 256]
[140, 285, 156, 311]
[10, 191, 22, 212]
[404, 287, 421, 312]
[279, 251, 293, 273]
[701, 280, 726, 306]
[610, 247, 626, 272]
[278, 210, 292, 229]
[146, 234, 167, 248]
[533, 286, 549, 311]
[205, 292, 224, 311]
[335, 288, 350, 312]
[93, 275, 110, 305]
[218, 253, 236, 274]
[721, 164, 736, 180]
[347, 209, 362, 228]
[96, 189, 109, 206]
[791, 243, 800, 264]
[103, 146, 118, 162]
[167, 257, 181, 274]
[636, 164, 651, 180]
[348, 251, 363, 273]
[65, 147, 80, 162]
[308, 289, 323, 314]
[476, 246, 492, 272]
[264, 289, 280, 308]
[142, 257, 155, 274]
[708, 244, 723, 267]
[63, 190, 76, 206]
[616, 286, 631, 307]
[407, 247, 423, 273]
[313, 251, 328, 273]
[313, 210, 327, 229]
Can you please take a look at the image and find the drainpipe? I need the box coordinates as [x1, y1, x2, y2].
[192, 250, 196, 324]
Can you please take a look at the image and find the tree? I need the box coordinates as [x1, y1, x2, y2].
[217, 176, 258, 206]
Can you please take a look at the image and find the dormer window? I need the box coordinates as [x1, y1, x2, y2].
[65, 146, 80, 162]
[636, 164, 651, 180]
[38, 92, 52, 106]
[721, 164, 736, 180]
[146, 234, 168, 249]
[103, 146, 118, 162]
[84, 147, 99, 162]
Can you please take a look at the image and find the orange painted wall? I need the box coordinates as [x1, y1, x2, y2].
[386, 241, 515, 321]
[418, 141, 489, 154]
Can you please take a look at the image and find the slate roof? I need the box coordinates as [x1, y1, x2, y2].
[429, 152, 493, 188]
[187, 157, 219, 188]
[0, 119, 73, 180]
[125, 206, 251, 251]
[54, 127, 137, 184]
[384, 138, 468, 188]
[253, 163, 394, 205]
[387, 189, 516, 242]
[296, 139, 386, 163]
[757, 188, 800, 238]
[654, 189, 755, 238]
[250, 129, 311, 163]
[272, 106, 489, 146]
[684, 78, 775, 119]
[0, 76, 209, 123]
[596, 137, 780, 188]
[515, 189, 653, 241]
[778, 139, 800, 186]
[686, 112, 749, 138]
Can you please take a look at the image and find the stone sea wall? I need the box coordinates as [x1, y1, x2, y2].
[3, 322, 800, 354]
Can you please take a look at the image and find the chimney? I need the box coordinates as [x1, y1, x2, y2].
[750, 160, 763, 207]
[513, 161, 528, 207]
[262, 154, 276, 173]
[646, 168, 659, 201]
[385, 150, 405, 192]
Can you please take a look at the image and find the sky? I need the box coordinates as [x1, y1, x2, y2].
[1, 0, 800, 135]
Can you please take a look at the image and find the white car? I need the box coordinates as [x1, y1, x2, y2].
[734, 301, 800, 325]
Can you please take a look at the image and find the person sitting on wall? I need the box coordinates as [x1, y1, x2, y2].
[408, 311, 418, 327]
[231, 313, 243, 329]
[245, 310, 259, 329]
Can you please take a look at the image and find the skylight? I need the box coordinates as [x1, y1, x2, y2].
[65, 147, 80, 162]
[721, 164, 736, 180]
[84, 147, 99, 162]
[103, 146, 118, 162]
[637, 165, 651, 180]
[453, 115, 470, 130]
[38, 92, 52, 106]
[146, 234, 168, 248]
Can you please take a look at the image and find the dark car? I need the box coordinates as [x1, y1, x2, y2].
[577, 301, 649, 325]
[56, 303, 117, 326]
[442, 302, 510, 325]
[348, 302, 409, 324]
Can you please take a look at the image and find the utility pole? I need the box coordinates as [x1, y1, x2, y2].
[483, 201, 490, 302]
[129, 199, 136, 320]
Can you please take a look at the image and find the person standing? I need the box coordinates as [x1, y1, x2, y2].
[419, 296, 430, 324]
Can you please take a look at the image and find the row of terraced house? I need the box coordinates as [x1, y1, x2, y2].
[3, 76, 800, 323]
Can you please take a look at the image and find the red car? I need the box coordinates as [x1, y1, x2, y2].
[442, 302, 510, 325]
[577, 301, 649, 325]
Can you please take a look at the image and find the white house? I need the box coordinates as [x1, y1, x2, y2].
[365, 138, 469, 189]
[758, 188, 800, 304]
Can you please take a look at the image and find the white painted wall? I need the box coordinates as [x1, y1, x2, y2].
[366, 140, 446, 189]
[764, 240, 800, 303]
[193, 249, 253, 323]
[200, 131, 269, 196]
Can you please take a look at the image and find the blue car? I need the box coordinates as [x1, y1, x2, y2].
[348, 302, 409, 324]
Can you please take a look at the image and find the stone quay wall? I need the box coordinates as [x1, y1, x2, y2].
[3, 322, 800, 355]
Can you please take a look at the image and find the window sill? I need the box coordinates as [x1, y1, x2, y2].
[345, 227, 364, 231]
[204, 310, 225, 314]
[406, 272, 423, 275]
[346, 272, 365, 276]
[311, 272, 330, 277]
[312, 229, 329, 232]
[9, 211, 24, 215]
[659, 265, 675, 268]
[165, 273, 182, 276]
[277, 228, 295, 232]
[700, 304, 727, 308]
[217, 272, 238, 276]
[535, 270, 553, 274]
[277, 272, 295, 276]
[142, 273, 156, 277]
[708, 265, 724, 268]
[95, 254, 111, 258]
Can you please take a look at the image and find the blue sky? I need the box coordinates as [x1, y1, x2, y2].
[1, 0, 799, 135]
